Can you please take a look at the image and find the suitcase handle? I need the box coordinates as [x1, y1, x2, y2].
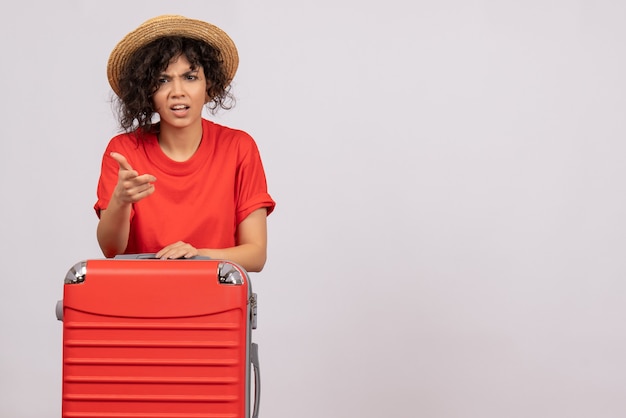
[114, 253, 212, 260]
[251, 342, 261, 418]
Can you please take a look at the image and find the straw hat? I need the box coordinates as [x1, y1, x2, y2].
[107, 14, 239, 97]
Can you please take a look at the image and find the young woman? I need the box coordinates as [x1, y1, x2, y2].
[94, 15, 275, 272]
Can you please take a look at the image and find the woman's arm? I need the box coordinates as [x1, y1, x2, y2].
[96, 203, 132, 258]
[97, 152, 157, 257]
[155, 208, 269, 272]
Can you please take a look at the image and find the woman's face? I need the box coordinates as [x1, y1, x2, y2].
[152, 54, 208, 129]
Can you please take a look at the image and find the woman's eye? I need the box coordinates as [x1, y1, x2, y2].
[158, 77, 168, 84]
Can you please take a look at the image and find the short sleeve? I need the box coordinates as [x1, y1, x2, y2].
[235, 134, 276, 224]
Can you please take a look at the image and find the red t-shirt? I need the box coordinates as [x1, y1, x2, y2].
[94, 119, 275, 254]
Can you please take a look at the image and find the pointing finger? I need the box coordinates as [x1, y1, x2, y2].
[109, 152, 133, 171]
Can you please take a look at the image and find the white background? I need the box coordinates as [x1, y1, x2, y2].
[1, 1, 626, 417]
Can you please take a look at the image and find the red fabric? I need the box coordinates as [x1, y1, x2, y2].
[94, 119, 275, 254]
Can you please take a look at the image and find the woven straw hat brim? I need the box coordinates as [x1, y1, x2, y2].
[107, 14, 239, 97]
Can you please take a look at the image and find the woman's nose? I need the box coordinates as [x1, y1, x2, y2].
[170, 78, 185, 96]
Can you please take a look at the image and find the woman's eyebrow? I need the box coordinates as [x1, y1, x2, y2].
[160, 67, 199, 77]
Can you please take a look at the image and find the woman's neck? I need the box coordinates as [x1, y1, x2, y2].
[157, 122, 203, 162]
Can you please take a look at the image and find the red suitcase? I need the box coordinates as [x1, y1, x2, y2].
[56, 256, 260, 418]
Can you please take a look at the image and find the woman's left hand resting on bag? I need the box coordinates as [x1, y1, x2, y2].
[154, 207, 268, 272]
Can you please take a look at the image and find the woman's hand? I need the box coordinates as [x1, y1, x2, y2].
[153, 208, 268, 270]
[110, 152, 156, 204]
[156, 241, 199, 259]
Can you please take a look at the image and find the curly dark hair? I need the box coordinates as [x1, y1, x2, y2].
[115, 36, 235, 133]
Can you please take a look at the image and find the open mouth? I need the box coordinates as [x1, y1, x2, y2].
[171, 104, 189, 111]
